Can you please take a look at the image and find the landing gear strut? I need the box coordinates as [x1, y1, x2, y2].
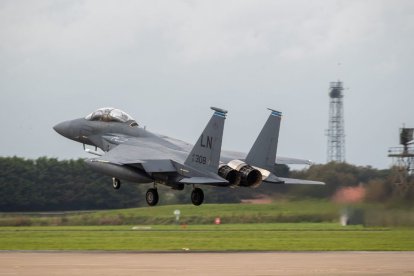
[112, 178, 121, 190]
[191, 188, 204, 206]
[146, 188, 159, 206]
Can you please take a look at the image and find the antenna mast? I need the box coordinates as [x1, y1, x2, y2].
[388, 127, 414, 196]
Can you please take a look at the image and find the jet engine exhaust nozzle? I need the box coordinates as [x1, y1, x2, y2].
[218, 165, 241, 186]
[227, 160, 262, 188]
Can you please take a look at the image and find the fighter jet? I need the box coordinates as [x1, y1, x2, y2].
[54, 107, 323, 206]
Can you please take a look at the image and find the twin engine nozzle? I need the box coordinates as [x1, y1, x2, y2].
[218, 160, 262, 188]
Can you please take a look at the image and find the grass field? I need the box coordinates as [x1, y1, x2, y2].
[1, 223, 413, 251]
[2, 201, 413, 226]
[0, 201, 340, 226]
[1, 202, 414, 251]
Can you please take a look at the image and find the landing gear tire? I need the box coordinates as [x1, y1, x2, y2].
[112, 178, 121, 190]
[191, 188, 204, 206]
[146, 188, 159, 206]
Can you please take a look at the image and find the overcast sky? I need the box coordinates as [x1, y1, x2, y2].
[1, 0, 413, 169]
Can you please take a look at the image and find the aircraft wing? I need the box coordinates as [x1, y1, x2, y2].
[275, 156, 313, 165]
[162, 133, 313, 165]
[92, 142, 229, 184]
[94, 139, 185, 166]
[221, 150, 312, 166]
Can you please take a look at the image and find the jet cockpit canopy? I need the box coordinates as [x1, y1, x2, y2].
[85, 107, 138, 126]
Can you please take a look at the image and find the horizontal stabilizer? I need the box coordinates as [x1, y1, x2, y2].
[277, 177, 325, 185]
[262, 173, 284, 184]
[260, 170, 323, 185]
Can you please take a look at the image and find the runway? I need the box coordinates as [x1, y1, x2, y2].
[1, 252, 413, 275]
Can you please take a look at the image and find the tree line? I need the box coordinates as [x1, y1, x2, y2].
[0, 157, 412, 211]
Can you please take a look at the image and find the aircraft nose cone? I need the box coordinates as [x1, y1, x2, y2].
[53, 121, 71, 137]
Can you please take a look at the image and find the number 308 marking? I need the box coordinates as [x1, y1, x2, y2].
[192, 154, 207, 164]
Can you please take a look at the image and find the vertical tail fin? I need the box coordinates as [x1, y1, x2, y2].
[185, 107, 227, 173]
[245, 108, 282, 170]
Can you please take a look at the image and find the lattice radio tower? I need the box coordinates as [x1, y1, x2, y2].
[326, 81, 345, 162]
[388, 127, 414, 195]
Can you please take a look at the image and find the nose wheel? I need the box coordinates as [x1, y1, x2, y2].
[191, 188, 204, 206]
[146, 188, 159, 206]
[112, 178, 121, 190]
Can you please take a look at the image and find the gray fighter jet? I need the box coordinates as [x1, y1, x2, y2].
[54, 107, 323, 206]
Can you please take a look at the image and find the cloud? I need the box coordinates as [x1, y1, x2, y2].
[0, 0, 414, 168]
[1, 0, 411, 64]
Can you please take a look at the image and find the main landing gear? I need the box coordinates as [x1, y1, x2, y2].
[144, 187, 204, 206]
[146, 188, 159, 206]
[191, 187, 204, 206]
[111, 178, 204, 206]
